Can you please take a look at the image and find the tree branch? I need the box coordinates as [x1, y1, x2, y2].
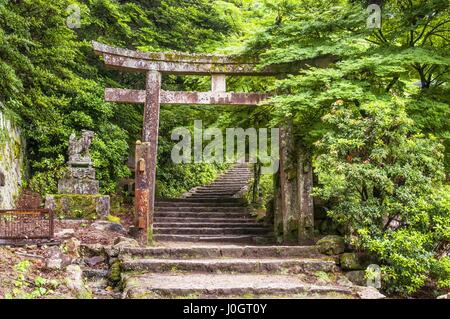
[386, 76, 399, 93]
[420, 19, 450, 47]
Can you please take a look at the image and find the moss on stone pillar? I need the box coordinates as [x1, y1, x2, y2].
[275, 122, 315, 244]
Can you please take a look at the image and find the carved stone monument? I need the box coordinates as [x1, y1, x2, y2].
[58, 130, 99, 195]
[45, 130, 110, 219]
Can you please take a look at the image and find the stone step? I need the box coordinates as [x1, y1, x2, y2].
[153, 234, 272, 243]
[154, 227, 269, 235]
[188, 194, 239, 197]
[155, 204, 245, 208]
[155, 206, 247, 212]
[195, 189, 242, 192]
[121, 257, 338, 274]
[212, 176, 251, 179]
[215, 177, 251, 180]
[157, 198, 244, 204]
[154, 212, 251, 218]
[155, 217, 260, 223]
[209, 180, 250, 183]
[186, 195, 237, 199]
[122, 273, 380, 299]
[189, 195, 239, 198]
[197, 184, 244, 188]
[205, 182, 247, 185]
[154, 222, 264, 228]
[120, 245, 321, 259]
[184, 198, 239, 201]
[210, 176, 253, 184]
[217, 171, 252, 174]
[196, 185, 242, 192]
[217, 170, 251, 173]
[193, 189, 239, 194]
[200, 187, 244, 190]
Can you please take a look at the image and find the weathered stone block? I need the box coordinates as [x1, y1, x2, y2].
[316, 235, 345, 255]
[340, 253, 363, 270]
[345, 270, 366, 286]
[45, 194, 110, 220]
[58, 177, 99, 195]
[67, 167, 96, 179]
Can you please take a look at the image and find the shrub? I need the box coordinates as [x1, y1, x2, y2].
[314, 101, 449, 295]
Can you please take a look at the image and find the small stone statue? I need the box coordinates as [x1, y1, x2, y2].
[58, 130, 99, 195]
[68, 130, 94, 166]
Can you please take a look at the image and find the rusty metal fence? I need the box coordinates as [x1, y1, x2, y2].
[0, 209, 54, 240]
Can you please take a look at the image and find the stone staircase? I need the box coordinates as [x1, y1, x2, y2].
[153, 163, 273, 243]
[119, 244, 382, 299]
[116, 164, 384, 299]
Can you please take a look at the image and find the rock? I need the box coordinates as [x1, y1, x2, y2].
[46, 256, 63, 270]
[55, 228, 75, 239]
[96, 196, 111, 219]
[109, 260, 122, 283]
[107, 236, 140, 257]
[340, 252, 363, 270]
[64, 238, 81, 258]
[45, 246, 71, 270]
[354, 286, 385, 299]
[92, 221, 125, 233]
[113, 236, 139, 248]
[85, 256, 105, 267]
[318, 218, 339, 235]
[437, 293, 449, 299]
[83, 269, 109, 280]
[316, 235, 345, 255]
[65, 265, 92, 299]
[79, 243, 107, 258]
[345, 270, 366, 286]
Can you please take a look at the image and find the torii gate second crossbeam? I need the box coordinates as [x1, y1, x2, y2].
[93, 41, 274, 244]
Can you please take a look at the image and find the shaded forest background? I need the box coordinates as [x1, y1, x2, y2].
[1, 0, 449, 296]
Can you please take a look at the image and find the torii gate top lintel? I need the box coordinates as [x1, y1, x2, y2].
[92, 41, 274, 76]
[93, 41, 273, 106]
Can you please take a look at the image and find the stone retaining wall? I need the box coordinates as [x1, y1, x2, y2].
[0, 110, 25, 209]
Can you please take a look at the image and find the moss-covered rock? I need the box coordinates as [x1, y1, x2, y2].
[340, 253, 363, 270]
[109, 260, 122, 284]
[45, 194, 110, 219]
[316, 235, 345, 255]
[345, 270, 366, 286]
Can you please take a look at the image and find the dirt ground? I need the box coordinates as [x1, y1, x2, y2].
[0, 218, 135, 299]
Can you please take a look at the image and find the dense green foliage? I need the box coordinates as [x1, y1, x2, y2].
[315, 101, 449, 294]
[1, 0, 449, 296]
[0, 0, 235, 196]
[230, 0, 450, 295]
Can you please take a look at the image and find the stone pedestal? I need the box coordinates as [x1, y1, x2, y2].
[45, 194, 110, 220]
[58, 167, 99, 195]
[44, 130, 110, 219]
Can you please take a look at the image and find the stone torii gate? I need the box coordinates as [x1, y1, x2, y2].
[93, 41, 275, 243]
[93, 41, 315, 245]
